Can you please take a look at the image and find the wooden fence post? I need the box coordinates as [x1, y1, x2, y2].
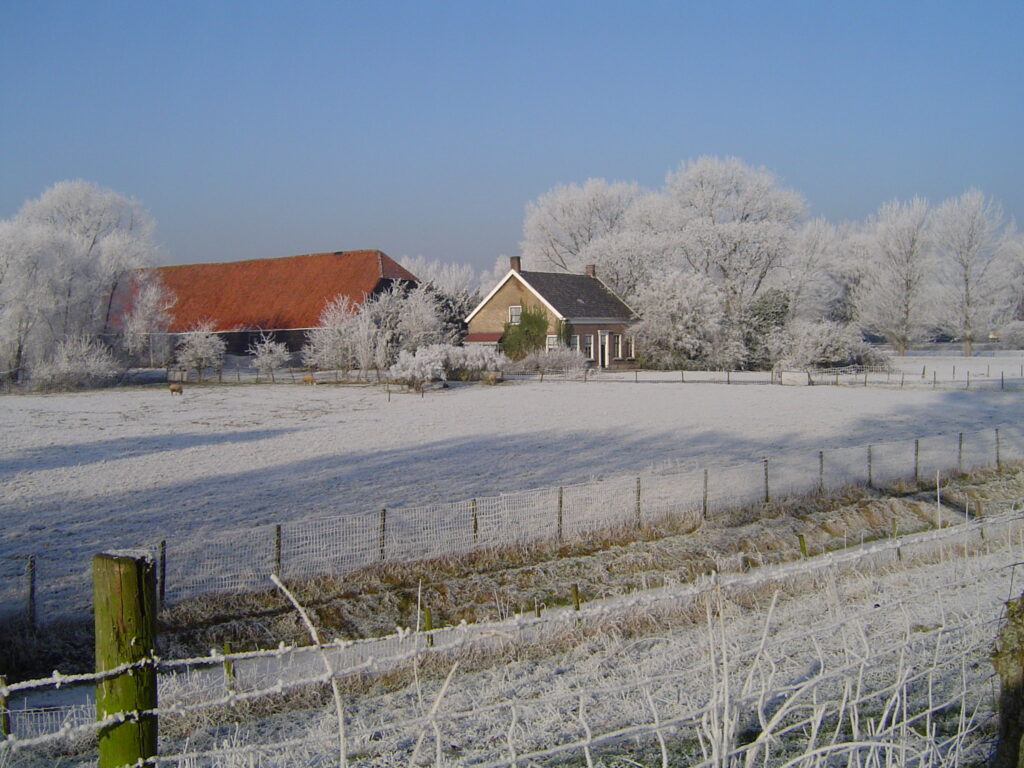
[818, 451, 824, 494]
[914, 439, 920, 485]
[379, 509, 387, 561]
[26, 555, 36, 628]
[933, 371, 936, 389]
[634, 476, 642, 528]
[471, 498, 479, 545]
[557, 488, 564, 542]
[273, 524, 282, 576]
[702, 469, 709, 519]
[992, 592, 1024, 768]
[571, 583, 581, 611]
[223, 641, 235, 694]
[93, 551, 158, 768]
[0, 674, 9, 739]
[762, 458, 770, 503]
[958, 433, 964, 475]
[867, 445, 873, 489]
[423, 606, 433, 647]
[798, 534, 807, 558]
[996, 428, 1002, 471]
[158, 540, 166, 610]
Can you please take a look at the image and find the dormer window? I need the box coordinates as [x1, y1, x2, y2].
[508, 305, 522, 325]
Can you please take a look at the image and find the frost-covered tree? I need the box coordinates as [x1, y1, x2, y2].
[521, 178, 639, 272]
[302, 295, 357, 372]
[768, 218, 839, 322]
[932, 189, 1015, 355]
[175, 322, 226, 381]
[0, 181, 160, 384]
[399, 255, 478, 342]
[576, 230, 674, 303]
[631, 272, 726, 368]
[123, 272, 175, 366]
[29, 334, 120, 390]
[856, 198, 934, 355]
[661, 156, 805, 323]
[248, 332, 290, 381]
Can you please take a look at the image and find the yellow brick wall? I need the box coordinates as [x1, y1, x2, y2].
[468, 276, 556, 335]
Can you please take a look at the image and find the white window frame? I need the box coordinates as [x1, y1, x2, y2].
[613, 334, 622, 359]
[582, 334, 594, 360]
[545, 334, 559, 352]
[508, 305, 522, 325]
[569, 334, 580, 352]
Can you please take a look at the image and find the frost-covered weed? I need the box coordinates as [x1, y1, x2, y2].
[509, 347, 587, 375]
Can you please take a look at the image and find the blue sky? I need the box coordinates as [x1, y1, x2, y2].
[2, 1, 1021, 269]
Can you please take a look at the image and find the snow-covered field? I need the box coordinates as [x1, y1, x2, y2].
[2, 358, 1024, 619]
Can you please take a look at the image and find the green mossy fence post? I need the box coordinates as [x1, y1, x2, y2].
[26, 555, 36, 628]
[991, 592, 1024, 768]
[423, 606, 433, 647]
[223, 642, 235, 694]
[93, 551, 158, 768]
[798, 534, 808, 558]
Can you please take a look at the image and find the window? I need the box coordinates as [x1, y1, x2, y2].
[569, 334, 579, 352]
[582, 334, 594, 360]
[613, 334, 622, 359]
[545, 334, 559, 351]
[508, 305, 522, 325]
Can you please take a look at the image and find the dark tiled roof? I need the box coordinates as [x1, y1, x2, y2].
[149, 250, 417, 332]
[519, 271, 635, 321]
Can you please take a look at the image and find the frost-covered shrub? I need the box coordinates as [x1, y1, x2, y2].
[999, 321, 1024, 350]
[30, 335, 120, 390]
[510, 347, 588, 375]
[445, 344, 509, 380]
[389, 347, 446, 390]
[175, 322, 226, 381]
[768, 320, 883, 369]
[632, 272, 725, 369]
[389, 344, 510, 388]
[248, 332, 290, 381]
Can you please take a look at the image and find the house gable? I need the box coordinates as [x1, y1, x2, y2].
[464, 271, 565, 335]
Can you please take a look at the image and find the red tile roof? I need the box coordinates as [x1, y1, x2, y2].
[149, 250, 417, 332]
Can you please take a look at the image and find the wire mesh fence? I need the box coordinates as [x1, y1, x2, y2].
[5, 506, 1023, 763]
[2, 424, 1022, 623]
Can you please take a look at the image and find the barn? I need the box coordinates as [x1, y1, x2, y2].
[109, 250, 419, 354]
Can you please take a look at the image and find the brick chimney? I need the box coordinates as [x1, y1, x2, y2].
[585, 264, 596, 277]
[510, 256, 521, 272]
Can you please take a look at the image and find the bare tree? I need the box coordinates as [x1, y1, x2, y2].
[932, 188, 1015, 355]
[857, 198, 934, 355]
[521, 178, 639, 272]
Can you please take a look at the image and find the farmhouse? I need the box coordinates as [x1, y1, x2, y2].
[465, 257, 638, 368]
[110, 250, 419, 353]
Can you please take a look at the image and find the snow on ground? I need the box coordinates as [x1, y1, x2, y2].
[1, 361, 1022, 618]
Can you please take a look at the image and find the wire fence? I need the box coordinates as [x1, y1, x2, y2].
[4, 505, 1023, 763]
[2, 422, 1022, 623]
